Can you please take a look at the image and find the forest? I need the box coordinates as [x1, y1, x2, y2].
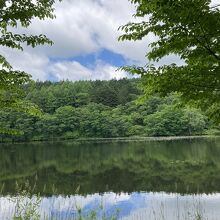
[0, 78, 216, 143]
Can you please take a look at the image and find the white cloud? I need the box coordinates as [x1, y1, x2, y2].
[210, 0, 220, 7]
[0, 44, 128, 81]
[49, 60, 128, 81]
[49, 61, 92, 81]
[26, 0, 148, 62]
[0, 0, 182, 81]
[0, 47, 50, 81]
[0, 0, 148, 81]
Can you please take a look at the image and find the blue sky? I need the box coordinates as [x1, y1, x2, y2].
[49, 49, 128, 69]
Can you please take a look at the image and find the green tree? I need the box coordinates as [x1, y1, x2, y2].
[0, 0, 59, 109]
[144, 105, 207, 136]
[55, 105, 80, 138]
[182, 108, 207, 135]
[90, 81, 119, 107]
[119, 0, 220, 121]
[35, 114, 58, 140]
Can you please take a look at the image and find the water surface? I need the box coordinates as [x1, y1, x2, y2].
[0, 137, 220, 219]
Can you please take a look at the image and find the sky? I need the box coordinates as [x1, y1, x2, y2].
[1, 192, 220, 219]
[1, 0, 148, 81]
[1, 0, 219, 82]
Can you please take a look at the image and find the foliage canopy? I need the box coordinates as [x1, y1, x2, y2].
[0, 0, 59, 108]
[0, 79, 210, 142]
[119, 0, 220, 122]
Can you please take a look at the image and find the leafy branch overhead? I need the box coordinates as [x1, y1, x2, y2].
[0, 0, 60, 107]
[119, 0, 220, 122]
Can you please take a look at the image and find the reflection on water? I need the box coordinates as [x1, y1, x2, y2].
[0, 137, 220, 218]
[0, 192, 220, 220]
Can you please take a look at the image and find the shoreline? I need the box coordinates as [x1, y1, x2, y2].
[0, 135, 219, 145]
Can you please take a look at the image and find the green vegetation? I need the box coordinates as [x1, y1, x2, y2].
[0, 0, 60, 110]
[120, 0, 220, 122]
[0, 78, 213, 142]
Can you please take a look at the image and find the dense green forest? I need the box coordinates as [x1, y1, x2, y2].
[0, 78, 215, 142]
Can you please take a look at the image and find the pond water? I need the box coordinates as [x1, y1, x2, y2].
[0, 137, 220, 219]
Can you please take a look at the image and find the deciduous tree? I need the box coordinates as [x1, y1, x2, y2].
[0, 0, 59, 108]
[119, 0, 220, 121]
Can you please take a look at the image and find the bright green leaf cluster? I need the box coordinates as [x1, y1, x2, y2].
[119, 0, 220, 122]
[0, 0, 60, 133]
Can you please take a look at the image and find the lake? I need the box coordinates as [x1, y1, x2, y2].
[0, 137, 220, 219]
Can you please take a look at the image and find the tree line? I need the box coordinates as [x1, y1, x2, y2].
[0, 78, 215, 142]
